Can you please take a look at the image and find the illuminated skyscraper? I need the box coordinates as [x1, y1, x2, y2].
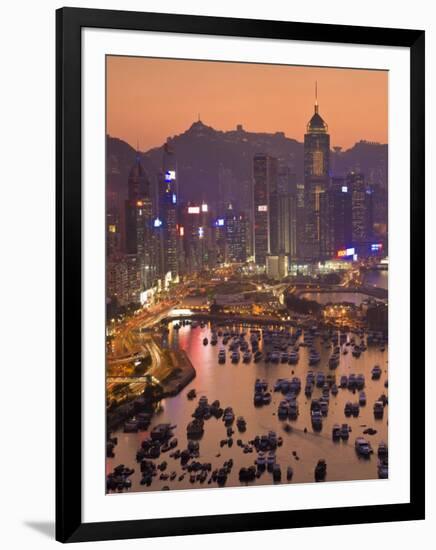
[218, 165, 236, 215]
[295, 182, 305, 259]
[158, 142, 179, 279]
[125, 153, 149, 254]
[277, 194, 297, 261]
[277, 164, 297, 261]
[347, 172, 373, 252]
[179, 203, 214, 272]
[106, 190, 122, 259]
[304, 84, 330, 261]
[252, 154, 278, 266]
[329, 177, 352, 254]
[225, 205, 248, 263]
[124, 153, 154, 289]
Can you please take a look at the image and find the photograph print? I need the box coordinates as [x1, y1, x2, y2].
[105, 56, 389, 494]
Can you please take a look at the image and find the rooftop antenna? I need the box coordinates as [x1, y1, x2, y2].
[315, 81, 318, 113]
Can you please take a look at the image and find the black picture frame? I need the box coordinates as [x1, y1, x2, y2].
[56, 7, 425, 543]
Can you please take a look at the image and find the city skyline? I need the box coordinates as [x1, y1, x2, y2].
[107, 56, 388, 152]
[106, 59, 389, 494]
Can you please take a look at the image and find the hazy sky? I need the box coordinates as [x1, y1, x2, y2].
[107, 56, 388, 152]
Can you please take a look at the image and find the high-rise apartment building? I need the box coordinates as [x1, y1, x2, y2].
[347, 172, 373, 251]
[158, 142, 179, 279]
[225, 205, 248, 263]
[252, 154, 278, 266]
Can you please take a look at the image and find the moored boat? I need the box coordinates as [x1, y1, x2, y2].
[355, 437, 372, 457]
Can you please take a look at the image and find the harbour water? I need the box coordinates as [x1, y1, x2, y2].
[364, 269, 388, 290]
[300, 270, 388, 306]
[299, 292, 372, 306]
[108, 322, 388, 492]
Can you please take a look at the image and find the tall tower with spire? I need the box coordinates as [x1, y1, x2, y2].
[303, 82, 331, 260]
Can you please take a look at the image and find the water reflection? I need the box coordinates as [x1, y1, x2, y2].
[299, 292, 372, 306]
[364, 270, 388, 290]
[108, 323, 388, 493]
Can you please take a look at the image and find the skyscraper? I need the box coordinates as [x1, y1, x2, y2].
[125, 154, 150, 254]
[304, 84, 330, 261]
[106, 190, 122, 259]
[124, 154, 155, 290]
[252, 154, 278, 266]
[225, 205, 248, 263]
[277, 164, 297, 261]
[277, 195, 297, 261]
[158, 142, 179, 279]
[295, 182, 305, 260]
[329, 177, 352, 254]
[347, 172, 373, 252]
[179, 202, 215, 273]
[218, 165, 235, 215]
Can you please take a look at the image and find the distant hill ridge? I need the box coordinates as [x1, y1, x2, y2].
[107, 120, 388, 206]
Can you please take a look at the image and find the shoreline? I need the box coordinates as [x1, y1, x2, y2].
[107, 346, 196, 431]
[159, 349, 196, 397]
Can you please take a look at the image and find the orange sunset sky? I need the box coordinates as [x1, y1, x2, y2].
[107, 56, 388, 152]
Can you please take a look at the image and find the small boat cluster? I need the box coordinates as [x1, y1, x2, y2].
[109, 322, 388, 491]
[332, 423, 351, 441]
[253, 378, 272, 406]
[132, 415, 240, 488]
[186, 396, 240, 440]
[274, 378, 301, 420]
[355, 435, 388, 473]
[135, 424, 178, 461]
[106, 464, 134, 492]
[377, 441, 389, 479]
[199, 326, 387, 387]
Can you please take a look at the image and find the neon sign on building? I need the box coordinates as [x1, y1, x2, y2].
[337, 247, 355, 258]
[188, 206, 200, 214]
[165, 170, 176, 182]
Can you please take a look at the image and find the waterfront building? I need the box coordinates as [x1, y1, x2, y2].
[252, 153, 278, 266]
[304, 85, 330, 261]
[266, 253, 288, 280]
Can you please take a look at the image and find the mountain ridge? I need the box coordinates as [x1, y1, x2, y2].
[107, 121, 388, 209]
